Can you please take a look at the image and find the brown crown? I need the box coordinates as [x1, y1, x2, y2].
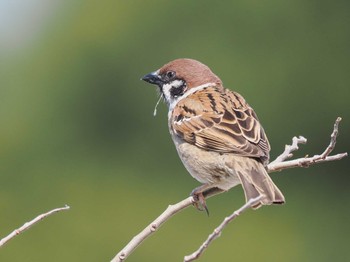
[159, 59, 222, 88]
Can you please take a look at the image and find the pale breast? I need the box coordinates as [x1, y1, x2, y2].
[171, 133, 243, 191]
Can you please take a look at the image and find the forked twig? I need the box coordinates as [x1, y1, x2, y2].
[268, 117, 346, 173]
[269, 136, 307, 165]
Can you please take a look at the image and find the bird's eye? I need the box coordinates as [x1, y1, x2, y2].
[166, 71, 176, 80]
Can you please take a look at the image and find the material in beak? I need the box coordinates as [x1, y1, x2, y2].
[141, 71, 163, 86]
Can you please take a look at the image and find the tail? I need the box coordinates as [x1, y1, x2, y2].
[237, 159, 285, 209]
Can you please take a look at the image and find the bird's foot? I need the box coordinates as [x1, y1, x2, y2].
[191, 190, 209, 216]
[191, 185, 225, 215]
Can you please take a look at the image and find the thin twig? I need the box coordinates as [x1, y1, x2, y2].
[0, 205, 70, 248]
[183, 196, 262, 262]
[112, 118, 347, 261]
[320, 117, 341, 159]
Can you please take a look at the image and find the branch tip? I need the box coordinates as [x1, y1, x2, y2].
[0, 205, 70, 248]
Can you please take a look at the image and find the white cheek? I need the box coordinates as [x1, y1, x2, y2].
[162, 83, 173, 103]
[171, 79, 185, 88]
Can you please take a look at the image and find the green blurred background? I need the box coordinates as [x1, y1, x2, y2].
[0, 1, 349, 261]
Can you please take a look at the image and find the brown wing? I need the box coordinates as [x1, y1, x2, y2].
[171, 86, 270, 164]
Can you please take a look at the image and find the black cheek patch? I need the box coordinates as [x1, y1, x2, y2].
[170, 84, 186, 97]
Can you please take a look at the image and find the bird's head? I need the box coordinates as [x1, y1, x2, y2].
[142, 58, 222, 109]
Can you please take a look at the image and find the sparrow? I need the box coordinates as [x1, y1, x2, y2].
[142, 58, 285, 212]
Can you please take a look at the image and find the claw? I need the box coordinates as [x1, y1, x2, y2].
[192, 192, 210, 216]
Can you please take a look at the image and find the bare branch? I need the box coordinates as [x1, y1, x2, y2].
[183, 196, 262, 262]
[268, 117, 347, 173]
[0, 205, 70, 248]
[111, 197, 195, 262]
[112, 118, 347, 261]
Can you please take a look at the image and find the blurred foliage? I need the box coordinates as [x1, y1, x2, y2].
[0, 0, 349, 261]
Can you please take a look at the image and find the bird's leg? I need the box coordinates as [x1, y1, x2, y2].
[191, 185, 224, 215]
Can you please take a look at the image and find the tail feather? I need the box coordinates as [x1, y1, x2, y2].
[237, 160, 285, 209]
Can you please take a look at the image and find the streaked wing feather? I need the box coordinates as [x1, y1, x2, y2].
[172, 86, 270, 163]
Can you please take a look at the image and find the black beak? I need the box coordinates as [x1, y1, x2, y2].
[141, 71, 163, 86]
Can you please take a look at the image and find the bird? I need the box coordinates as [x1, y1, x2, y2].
[141, 58, 285, 213]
